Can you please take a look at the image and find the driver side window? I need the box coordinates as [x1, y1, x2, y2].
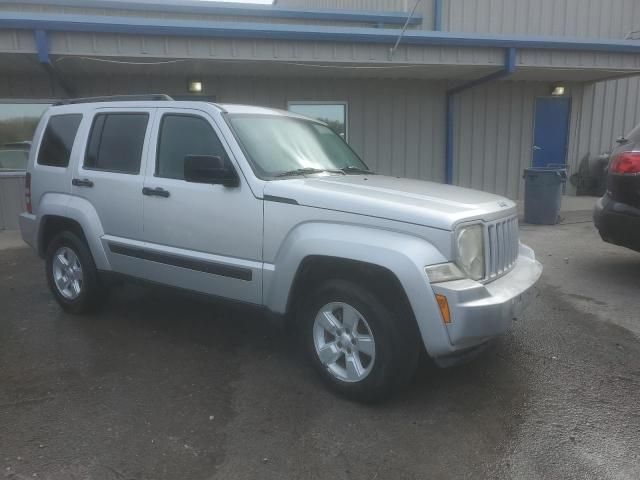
[156, 114, 227, 180]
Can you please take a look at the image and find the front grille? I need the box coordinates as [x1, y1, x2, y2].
[485, 216, 519, 280]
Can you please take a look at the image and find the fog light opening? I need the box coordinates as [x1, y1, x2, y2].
[435, 294, 452, 324]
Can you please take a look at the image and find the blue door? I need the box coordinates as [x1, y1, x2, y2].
[532, 97, 571, 168]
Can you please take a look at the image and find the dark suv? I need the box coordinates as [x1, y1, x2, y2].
[594, 125, 640, 252]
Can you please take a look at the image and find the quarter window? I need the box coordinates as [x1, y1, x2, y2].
[156, 115, 228, 180]
[85, 113, 149, 174]
[37, 114, 82, 168]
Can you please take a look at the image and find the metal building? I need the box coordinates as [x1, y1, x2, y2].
[1, 0, 640, 228]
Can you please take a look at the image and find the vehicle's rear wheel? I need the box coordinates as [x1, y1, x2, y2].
[302, 279, 420, 403]
[45, 231, 104, 314]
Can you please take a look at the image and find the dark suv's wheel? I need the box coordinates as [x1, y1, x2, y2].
[45, 231, 104, 314]
[302, 279, 420, 403]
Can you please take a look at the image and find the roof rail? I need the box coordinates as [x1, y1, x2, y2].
[53, 94, 174, 105]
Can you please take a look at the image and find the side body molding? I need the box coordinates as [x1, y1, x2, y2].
[263, 222, 455, 357]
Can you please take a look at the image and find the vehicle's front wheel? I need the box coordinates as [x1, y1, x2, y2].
[302, 279, 420, 402]
[45, 231, 104, 314]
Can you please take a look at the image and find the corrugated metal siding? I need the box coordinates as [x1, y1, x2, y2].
[570, 75, 640, 166]
[3, 0, 639, 38]
[276, 0, 407, 11]
[0, 75, 447, 183]
[452, 81, 555, 199]
[281, 0, 640, 38]
[444, 0, 640, 39]
[0, 3, 381, 27]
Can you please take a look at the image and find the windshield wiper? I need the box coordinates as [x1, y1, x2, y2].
[340, 166, 374, 174]
[274, 167, 345, 177]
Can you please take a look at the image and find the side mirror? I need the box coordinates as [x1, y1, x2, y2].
[184, 155, 239, 187]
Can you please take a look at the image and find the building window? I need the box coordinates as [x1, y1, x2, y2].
[0, 101, 50, 170]
[288, 102, 348, 140]
[37, 114, 83, 168]
[85, 113, 149, 174]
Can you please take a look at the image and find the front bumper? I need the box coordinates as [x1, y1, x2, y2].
[431, 244, 543, 351]
[593, 194, 640, 252]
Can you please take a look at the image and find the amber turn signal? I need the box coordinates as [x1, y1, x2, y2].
[435, 294, 452, 324]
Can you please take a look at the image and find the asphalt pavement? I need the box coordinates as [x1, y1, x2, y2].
[1, 216, 639, 479]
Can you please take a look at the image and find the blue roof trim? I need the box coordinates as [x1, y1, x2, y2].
[7, 0, 423, 26]
[433, 0, 443, 31]
[34, 29, 50, 64]
[2, 12, 640, 54]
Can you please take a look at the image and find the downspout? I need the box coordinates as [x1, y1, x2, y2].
[433, 0, 443, 31]
[444, 47, 517, 184]
[34, 29, 75, 97]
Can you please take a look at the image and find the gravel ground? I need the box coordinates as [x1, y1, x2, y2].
[1, 216, 639, 480]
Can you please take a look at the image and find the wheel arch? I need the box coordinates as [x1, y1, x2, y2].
[37, 194, 110, 270]
[263, 222, 453, 356]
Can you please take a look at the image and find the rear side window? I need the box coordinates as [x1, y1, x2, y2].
[85, 113, 149, 174]
[156, 115, 227, 180]
[37, 114, 82, 167]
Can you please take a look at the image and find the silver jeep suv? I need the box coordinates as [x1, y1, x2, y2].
[20, 95, 542, 402]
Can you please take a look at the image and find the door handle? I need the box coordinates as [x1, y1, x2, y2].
[72, 178, 94, 187]
[533, 145, 542, 151]
[142, 187, 170, 198]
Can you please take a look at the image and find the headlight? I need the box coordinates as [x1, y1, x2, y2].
[456, 224, 485, 281]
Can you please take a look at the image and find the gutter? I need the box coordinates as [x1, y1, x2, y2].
[444, 48, 517, 184]
[434, 0, 443, 31]
[2, 13, 640, 53]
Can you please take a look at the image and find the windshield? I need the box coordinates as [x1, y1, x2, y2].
[227, 114, 370, 178]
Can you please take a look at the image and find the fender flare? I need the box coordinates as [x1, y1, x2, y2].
[263, 222, 453, 357]
[37, 193, 110, 270]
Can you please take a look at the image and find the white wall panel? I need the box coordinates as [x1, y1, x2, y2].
[443, 0, 640, 39]
[452, 81, 553, 199]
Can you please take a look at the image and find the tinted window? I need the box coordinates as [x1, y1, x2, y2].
[85, 113, 148, 174]
[156, 115, 227, 180]
[37, 114, 82, 167]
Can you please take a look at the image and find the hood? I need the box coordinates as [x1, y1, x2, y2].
[263, 174, 517, 230]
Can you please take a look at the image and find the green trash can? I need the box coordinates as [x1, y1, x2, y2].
[523, 168, 567, 225]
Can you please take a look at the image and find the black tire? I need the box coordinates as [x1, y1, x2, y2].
[45, 231, 105, 314]
[301, 279, 420, 403]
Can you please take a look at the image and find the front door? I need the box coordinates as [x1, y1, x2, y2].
[139, 108, 263, 305]
[532, 97, 571, 168]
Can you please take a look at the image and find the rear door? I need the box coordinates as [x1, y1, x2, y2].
[72, 108, 154, 274]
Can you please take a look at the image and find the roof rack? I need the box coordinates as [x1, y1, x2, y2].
[53, 94, 174, 106]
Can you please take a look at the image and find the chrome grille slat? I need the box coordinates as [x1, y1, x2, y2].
[485, 215, 519, 281]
